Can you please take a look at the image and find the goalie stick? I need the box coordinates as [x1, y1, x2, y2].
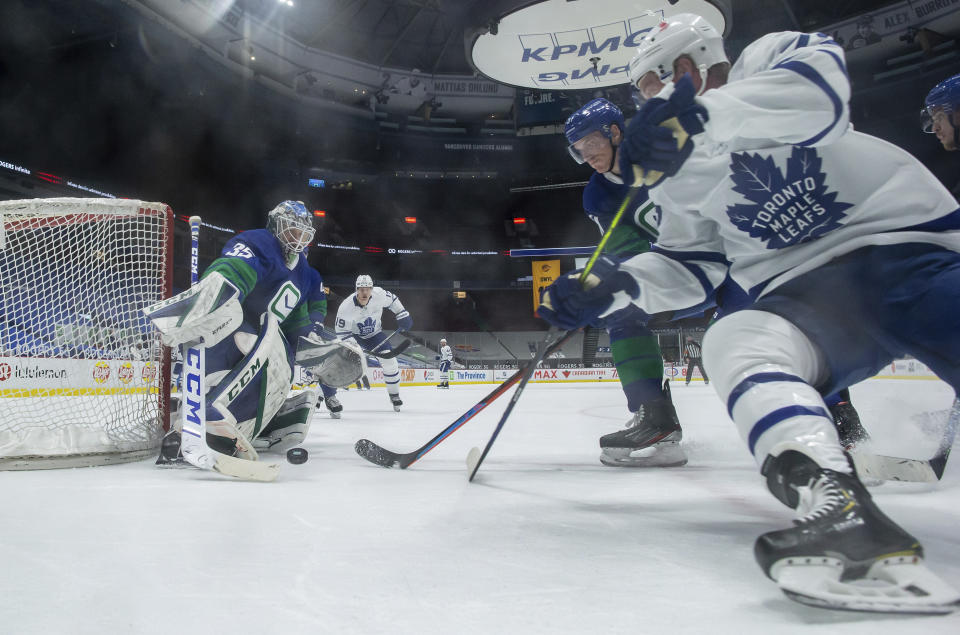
[466, 186, 641, 481]
[171, 216, 279, 482]
[353, 330, 577, 469]
[851, 398, 959, 483]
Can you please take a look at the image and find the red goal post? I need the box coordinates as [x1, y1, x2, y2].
[0, 198, 174, 469]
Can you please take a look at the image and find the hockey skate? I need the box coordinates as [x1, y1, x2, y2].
[390, 394, 403, 412]
[599, 380, 687, 467]
[436, 380, 449, 389]
[828, 400, 870, 450]
[322, 395, 343, 419]
[756, 450, 960, 613]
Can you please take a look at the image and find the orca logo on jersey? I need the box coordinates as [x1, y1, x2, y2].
[357, 316, 377, 337]
[725, 147, 852, 249]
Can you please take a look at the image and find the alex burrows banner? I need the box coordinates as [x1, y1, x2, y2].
[470, 0, 728, 89]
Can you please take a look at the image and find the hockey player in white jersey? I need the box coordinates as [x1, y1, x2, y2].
[329, 275, 413, 411]
[539, 14, 960, 613]
[435, 338, 452, 388]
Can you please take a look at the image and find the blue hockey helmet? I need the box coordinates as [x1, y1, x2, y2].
[564, 99, 625, 165]
[922, 73, 960, 133]
[267, 200, 315, 256]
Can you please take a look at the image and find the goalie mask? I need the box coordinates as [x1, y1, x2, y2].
[268, 200, 315, 258]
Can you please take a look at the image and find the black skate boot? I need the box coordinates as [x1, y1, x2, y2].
[599, 380, 687, 467]
[755, 449, 959, 613]
[155, 430, 185, 465]
[322, 395, 343, 419]
[828, 400, 870, 450]
[390, 394, 403, 412]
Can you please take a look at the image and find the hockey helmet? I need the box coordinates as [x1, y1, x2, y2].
[267, 200, 315, 256]
[564, 99, 625, 165]
[440, 338, 447, 343]
[628, 13, 727, 97]
[922, 73, 960, 133]
[355, 274, 374, 289]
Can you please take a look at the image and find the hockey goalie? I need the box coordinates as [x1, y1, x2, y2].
[144, 201, 365, 465]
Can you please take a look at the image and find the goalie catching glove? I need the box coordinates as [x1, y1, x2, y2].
[142, 272, 242, 348]
[537, 255, 639, 331]
[296, 333, 367, 388]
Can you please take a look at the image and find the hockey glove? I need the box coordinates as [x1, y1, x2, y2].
[537, 255, 640, 331]
[619, 75, 708, 187]
[396, 313, 413, 332]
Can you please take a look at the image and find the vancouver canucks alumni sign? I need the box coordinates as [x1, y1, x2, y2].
[470, 0, 729, 89]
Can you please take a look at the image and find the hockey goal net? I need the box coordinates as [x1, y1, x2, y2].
[0, 198, 174, 469]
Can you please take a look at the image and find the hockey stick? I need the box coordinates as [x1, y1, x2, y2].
[851, 398, 959, 482]
[465, 187, 641, 481]
[176, 216, 279, 482]
[353, 330, 578, 469]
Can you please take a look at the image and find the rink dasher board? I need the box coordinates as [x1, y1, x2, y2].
[0, 356, 160, 395]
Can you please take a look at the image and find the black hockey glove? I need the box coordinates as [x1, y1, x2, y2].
[537, 255, 639, 331]
[619, 74, 708, 187]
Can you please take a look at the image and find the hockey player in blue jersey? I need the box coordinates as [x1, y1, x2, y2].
[564, 98, 685, 468]
[146, 201, 363, 462]
[539, 14, 960, 612]
[924, 72, 960, 151]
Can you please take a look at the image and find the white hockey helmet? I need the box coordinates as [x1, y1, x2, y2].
[355, 274, 374, 289]
[267, 200, 315, 256]
[440, 338, 447, 343]
[628, 13, 728, 96]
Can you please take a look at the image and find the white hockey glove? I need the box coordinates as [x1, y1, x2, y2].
[296, 333, 367, 388]
[143, 272, 243, 348]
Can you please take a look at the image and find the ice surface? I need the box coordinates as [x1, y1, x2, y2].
[1, 379, 958, 634]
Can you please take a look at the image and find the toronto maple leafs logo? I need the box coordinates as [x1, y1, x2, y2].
[725, 147, 852, 249]
[357, 316, 377, 337]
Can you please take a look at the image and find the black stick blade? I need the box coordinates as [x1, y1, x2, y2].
[355, 439, 402, 468]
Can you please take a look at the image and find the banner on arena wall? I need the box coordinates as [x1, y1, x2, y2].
[531, 259, 561, 313]
[823, 0, 960, 54]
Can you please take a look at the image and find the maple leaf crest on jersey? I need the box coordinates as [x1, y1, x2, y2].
[725, 147, 853, 249]
[357, 316, 377, 337]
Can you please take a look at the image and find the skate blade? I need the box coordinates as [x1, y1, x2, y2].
[599, 443, 687, 468]
[775, 557, 960, 614]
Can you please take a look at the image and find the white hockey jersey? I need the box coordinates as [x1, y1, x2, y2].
[439, 344, 453, 362]
[335, 286, 409, 339]
[613, 31, 960, 317]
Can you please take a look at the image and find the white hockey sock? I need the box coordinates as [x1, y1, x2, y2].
[703, 310, 850, 473]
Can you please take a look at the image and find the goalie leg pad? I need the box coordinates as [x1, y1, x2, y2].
[143, 272, 243, 348]
[207, 313, 293, 444]
[254, 387, 318, 452]
[296, 335, 367, 388]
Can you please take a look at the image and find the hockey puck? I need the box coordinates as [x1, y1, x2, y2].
[286, 447, 309, 464]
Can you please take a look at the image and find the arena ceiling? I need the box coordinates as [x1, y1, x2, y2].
[5, 0, 899, 77]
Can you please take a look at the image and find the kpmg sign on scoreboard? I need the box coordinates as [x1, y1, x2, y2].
[470, 0, 728, 89]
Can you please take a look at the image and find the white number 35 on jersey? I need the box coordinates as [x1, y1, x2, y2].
[225, 242, 254, 259]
